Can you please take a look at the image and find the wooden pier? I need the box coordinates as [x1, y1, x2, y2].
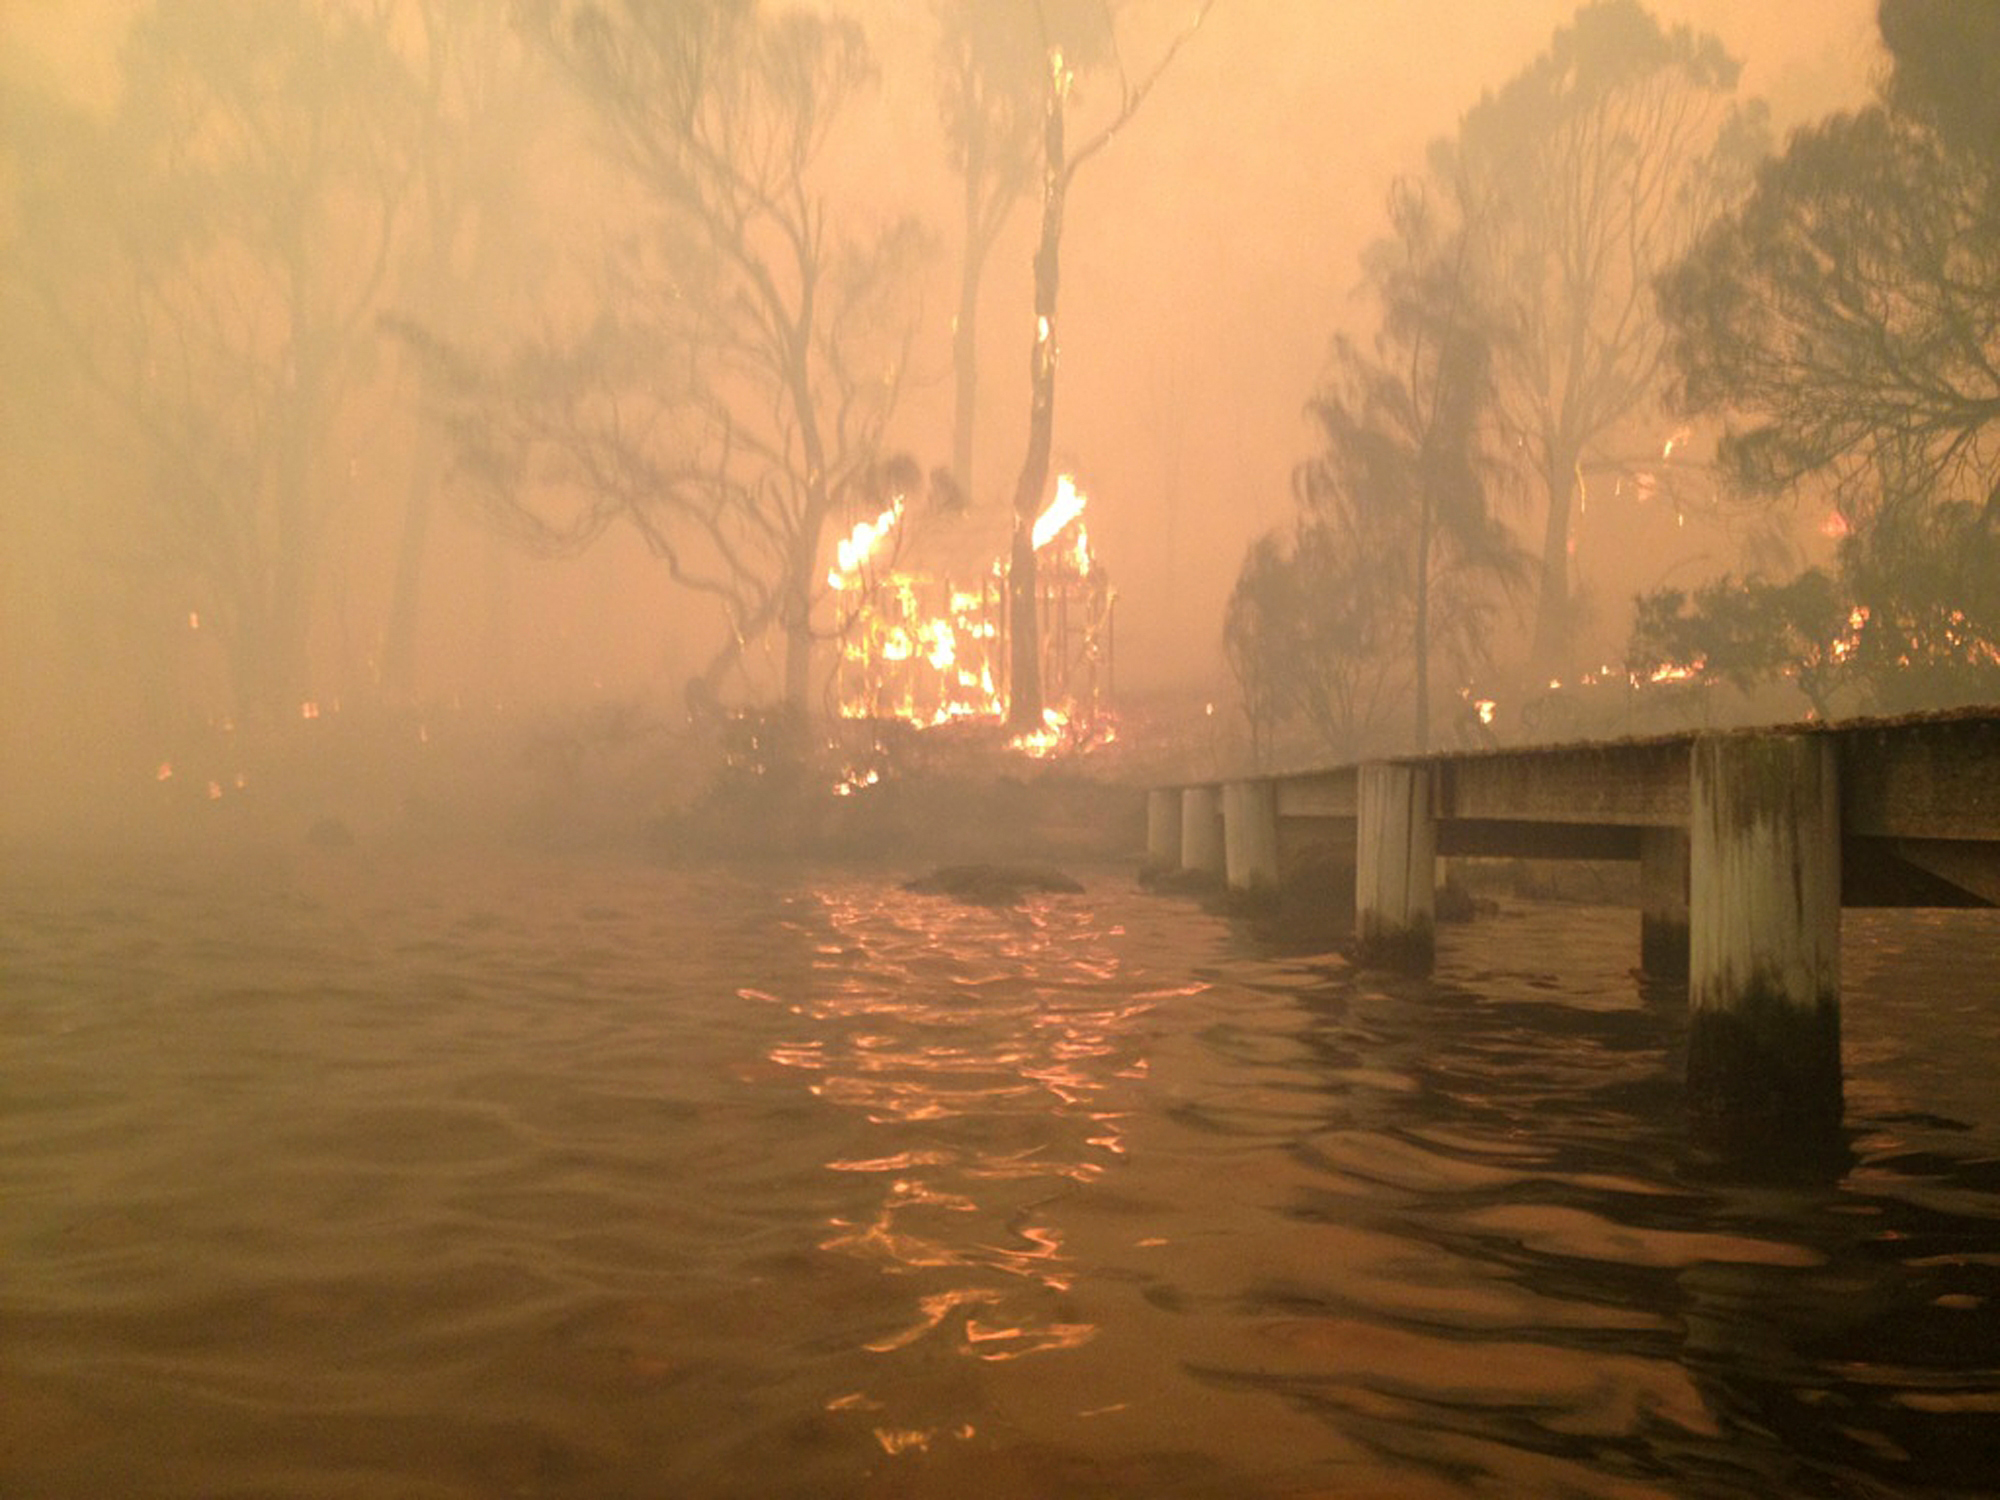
[1148, 711, 2000, 1131]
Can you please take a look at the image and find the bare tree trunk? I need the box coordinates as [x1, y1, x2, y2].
[780, 512, 819, 715]
[951, 118, 989, 503]
[1530, 451, 1578, 680]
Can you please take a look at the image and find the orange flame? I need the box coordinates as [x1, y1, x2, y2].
[829, 498, 906, 591]
[1031, 474, 1086, 551]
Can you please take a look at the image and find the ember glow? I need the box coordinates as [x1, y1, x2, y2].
[1831, 605, 1869, 663]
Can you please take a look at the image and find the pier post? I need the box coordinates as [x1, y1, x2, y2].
[1687, 733, 1842, 1130]
[1356, 762, 1435, 971]
[1146, 789, 1182, 871]
[1223, 780, 1280, 894]
[1181, 786, 1225, 879]
[1639, 826, 1691, 979]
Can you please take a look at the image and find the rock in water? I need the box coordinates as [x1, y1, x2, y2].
[902, 863, 1085, 906]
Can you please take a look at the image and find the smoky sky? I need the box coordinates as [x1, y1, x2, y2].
[0, 0, 1882, 788]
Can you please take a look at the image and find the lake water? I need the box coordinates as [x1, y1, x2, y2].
[3, 841, 1998, 1498]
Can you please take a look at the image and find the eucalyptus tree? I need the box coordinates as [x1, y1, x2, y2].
[457, 0, 929, 718]
[1878, 0, 2000, 166]
[1441, 0, 1762, 677]
[1216, 162, 1528, 764]
[4, 0, 417, 726]
[930, 0, 1108, 505]
[1353, 178, 1528, 751]
[1002, 0, 1214, 733]
[1640, 0, 2000, 713]
[1227, 173, 1524, 763]
[1659, 4, 1999, 529]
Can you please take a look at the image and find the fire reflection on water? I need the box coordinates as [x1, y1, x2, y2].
[753, 882, 1162, 1451]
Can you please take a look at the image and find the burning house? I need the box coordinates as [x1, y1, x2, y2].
[826, 474, 1114, 749]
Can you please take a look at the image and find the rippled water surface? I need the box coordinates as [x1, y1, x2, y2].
[4, 844, 1999, 1497]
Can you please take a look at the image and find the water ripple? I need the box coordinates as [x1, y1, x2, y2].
[3, 852, 1998, 1497]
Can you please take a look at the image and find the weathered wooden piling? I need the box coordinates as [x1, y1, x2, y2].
[1687, 733, 1842, 1129]
[1180, 786, 1225, 879]
[1146, 788, 1182, 871]
[1148, 713, 1990, 1136]
[1355, 762, 1436, 970]
[1223, 780, 1280, 894]
[1639, 826, 1691, 979]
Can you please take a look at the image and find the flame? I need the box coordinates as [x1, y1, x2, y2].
[1032, 474, 1087, 551]
[1009, 707, 1069, 758]
[829, 498, 906, 590]
[831, 472, 1109, 748]
[1831, 604, 1868, 663]
[923, 621, 955, 672]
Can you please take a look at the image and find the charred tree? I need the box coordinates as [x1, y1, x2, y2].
[932, 1, 1109, 509]
[1003, 0, 1212, 734]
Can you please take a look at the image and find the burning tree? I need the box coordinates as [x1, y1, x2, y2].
[1002, 0, 1213, 734]
[930, 0, 1110, 505]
